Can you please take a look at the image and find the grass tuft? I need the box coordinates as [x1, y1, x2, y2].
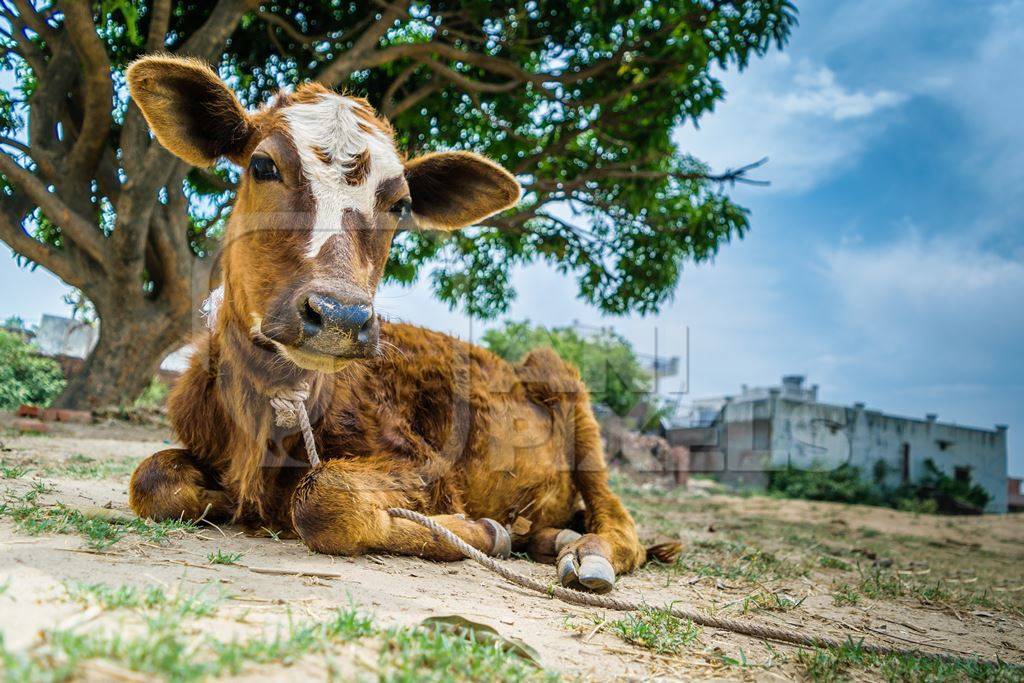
[819, 555, 853, 571]
[0, 459, 28, 479]
[44, 454, 140, 480]
[207, 549, 244, 565]
[1, 486, 195, 549]
[831, 583, 861, 607]
[64, 582, 221, 618]
[0, 605, 376, 682]
[795, 642, 1023, 682]
[609, 606, 700, 655]
[379, 622, 553, 682]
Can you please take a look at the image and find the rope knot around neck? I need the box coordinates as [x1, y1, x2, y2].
[270, 381, 321, 467]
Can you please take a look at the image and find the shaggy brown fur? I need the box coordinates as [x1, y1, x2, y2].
[125, 55, 679, 588]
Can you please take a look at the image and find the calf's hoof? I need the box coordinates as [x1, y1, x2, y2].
[577, 556, 615, 593]
[480, 518, 511, 559]
[556, 533, 617, 594]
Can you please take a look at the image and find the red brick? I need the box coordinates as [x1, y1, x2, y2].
[14, 418, 49, 433]
[55, 409, 92, 424]
[41, 408, 60, 422]
[16, 404, 41, 418]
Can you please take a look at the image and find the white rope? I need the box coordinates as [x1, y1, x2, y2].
[270, 382, 320, 467]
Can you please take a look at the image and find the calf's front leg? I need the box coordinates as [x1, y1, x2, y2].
[291, 459, 510, 561]
[129, 449, 232, 521]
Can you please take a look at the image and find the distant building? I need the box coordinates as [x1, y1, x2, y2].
[28, 314, 185, 379]
[666, 375, 1009, 513]
[1009, 478, 1024, 513]
[33, 314, 98, 358]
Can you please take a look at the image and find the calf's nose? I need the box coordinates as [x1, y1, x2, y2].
[300, 293, 377, 345]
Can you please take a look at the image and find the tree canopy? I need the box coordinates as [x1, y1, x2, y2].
[482, 319, 652, 417]
[0, 0, 797, 407]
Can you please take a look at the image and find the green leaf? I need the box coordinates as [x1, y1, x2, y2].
[419, 615, 543, 667]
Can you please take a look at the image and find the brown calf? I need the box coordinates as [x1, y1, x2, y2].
[125, 56, 679, 592]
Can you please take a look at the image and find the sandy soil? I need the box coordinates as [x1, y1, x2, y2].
[1, 416, 1022, 680]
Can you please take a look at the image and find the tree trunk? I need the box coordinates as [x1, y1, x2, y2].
[53, 302, 189, 410]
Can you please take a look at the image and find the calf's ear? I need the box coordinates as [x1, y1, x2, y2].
[127, 56, 253, 168]
[405, 152, 521, 230]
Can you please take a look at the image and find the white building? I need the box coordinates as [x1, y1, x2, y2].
[667, 376, 1009, 513]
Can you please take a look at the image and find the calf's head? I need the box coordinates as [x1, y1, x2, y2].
[128, 56, 519, 371]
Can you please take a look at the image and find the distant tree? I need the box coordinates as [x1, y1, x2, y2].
[0, 1, 797, 408]
[482, 319, 651, 416]
[2, 315, 26, 330]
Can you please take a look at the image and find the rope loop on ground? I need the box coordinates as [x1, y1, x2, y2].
[386, 507, 1012, 668]
[276, 387, 1012, 669]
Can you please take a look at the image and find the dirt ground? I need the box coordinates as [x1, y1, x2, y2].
[1, 416, 1022, 681]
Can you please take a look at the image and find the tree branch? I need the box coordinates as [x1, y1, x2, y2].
[9, 0, 58, 43]
[0, 136, 31, 155]
[314, 2, 405, 85]
[418, 58, 521, 93]
[1, 7, 46, 73]
[385, 77, 443, 118]
[144, 0, 171, 52]
[178, 0, 260, 62]
[256, 8, 335, 54]
[0, 200, 88, 289]
[59, 0, 113, 176]
[0, 149, 108, 268]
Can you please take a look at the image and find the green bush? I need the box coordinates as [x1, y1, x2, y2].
[768, 464, 883, 506]
[0, 330, 66, 410]
[898, 459, 990, 514]
[768, 459, 991, 515]
[132, 378, 169, 410]
[482, 320, 652, 417]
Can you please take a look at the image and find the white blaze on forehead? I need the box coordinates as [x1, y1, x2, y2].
[282, 93, 404, 258]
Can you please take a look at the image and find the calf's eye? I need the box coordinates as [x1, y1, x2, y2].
[250, 155, 281, 182]
[389, 197, 412, 219]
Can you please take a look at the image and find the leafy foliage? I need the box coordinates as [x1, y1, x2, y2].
[482, 319, 651, 416]
[132, 377, 169, 409]
[905, 459, 991, 514]
[2, 0, 798, 318]
[768, 460, 992, 515]
[0, 330, 66, 410]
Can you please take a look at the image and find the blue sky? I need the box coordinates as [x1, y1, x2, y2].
[2, 0, 1022, 475]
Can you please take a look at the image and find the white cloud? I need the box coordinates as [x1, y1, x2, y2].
[819, 231, 1024, 370]
[676, 54, 906, 193]
[779, 63, 905, 120]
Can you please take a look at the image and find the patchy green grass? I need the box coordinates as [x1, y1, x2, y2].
[0, 459, 28, 479]
[819, 554, 853, 571]
[661, 539, 807, 583]
[795, 642, 1023, 682]
[608, 606, 700, 655]
[208, 549, 245, 565]
[44, 453, 140, 480]
[63, 582, 221, 618]
[0, 486, 194, 549]
[213, 607, 375, 673]
[832, 583, 861, 607]
[380, 622, 554, 682]
[616, 473, 1024, 625]
[0, 606, 375, 681]
[0, 601, 553, 683]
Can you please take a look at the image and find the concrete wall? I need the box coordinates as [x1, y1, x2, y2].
[669, 395, 1009, 513]
[768, 398, 1008, 513]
